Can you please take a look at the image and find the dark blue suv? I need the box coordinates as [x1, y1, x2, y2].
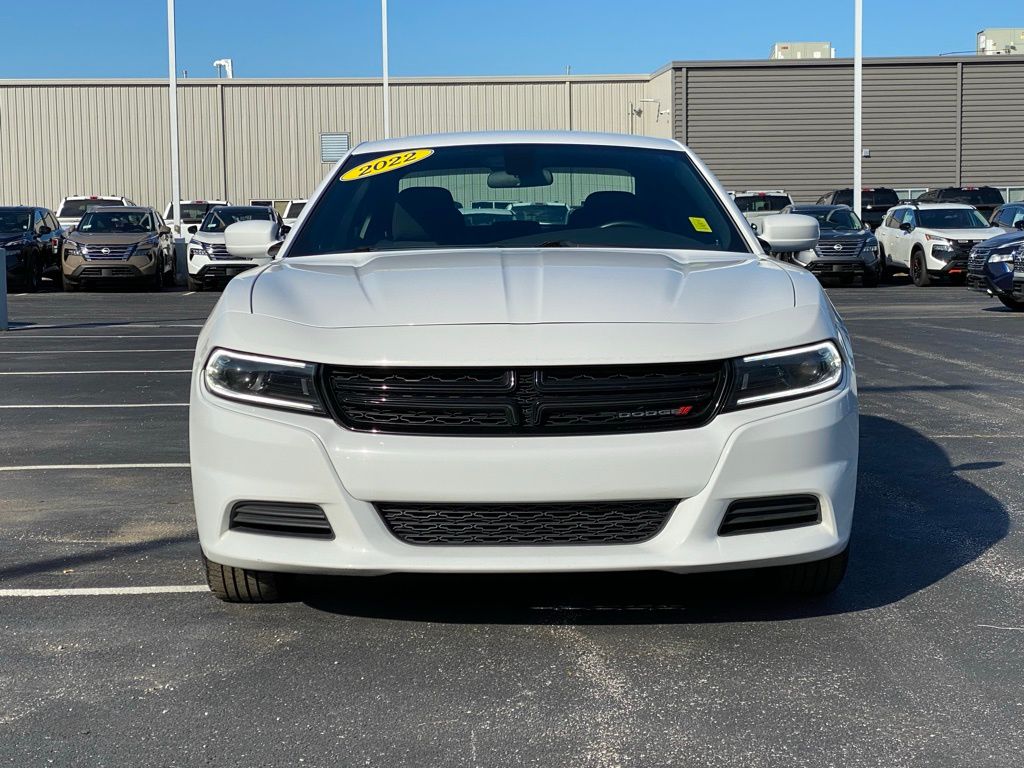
[968, 229, 1024, 311]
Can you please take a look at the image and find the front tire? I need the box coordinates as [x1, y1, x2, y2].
[186, 275, 204, 292]
[203, 555, 287, 603]
[23, 255, 41, 292]
[998, 295, 1024, 312]
[774, 545, 849, 597]
[910, 250, 931, 287]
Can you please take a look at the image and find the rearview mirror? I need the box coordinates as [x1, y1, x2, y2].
[225, 220, 281, 259]
[487, 169, 553, 188]
[758, 214, 819, 253]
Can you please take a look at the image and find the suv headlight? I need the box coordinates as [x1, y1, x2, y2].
[203, 349, 325, 414]
[725, 341, 844, 409]
[989, 248, 1019, 263]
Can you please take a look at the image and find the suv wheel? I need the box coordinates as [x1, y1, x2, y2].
[150, 261, 165, 291]
[203, 555, 287, 603]
[998, 295, 1024, 312]
[910, 250, 931, 287]
[186, 275, 204, 292]
[23, 255, 42, 292]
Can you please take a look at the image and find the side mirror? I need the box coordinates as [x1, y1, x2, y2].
[899, 221, 914, 233]
[160, 226, 171, 235]
[280, 224, 292, 236]
[186, 225, 198, 235]
[38, 225, 52, 235]
[1014, 221, 1024, 231]
[225, 220, 282, 259]
[758, 214, 819, 254]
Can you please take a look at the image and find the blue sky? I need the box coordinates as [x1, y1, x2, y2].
[2, 0, 1021, 79]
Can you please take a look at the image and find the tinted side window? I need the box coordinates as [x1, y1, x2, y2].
[835, 190, 853, 206]
[884, 209, 903, 228]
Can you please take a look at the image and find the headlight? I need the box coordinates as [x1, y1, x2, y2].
[136, 235, 159, 249]
[203, 349, 325, 414]
[2, 239, 24, 249]
[989, 251, 1016, 263]
[726, 341, 844, 409]
[78, 245, 90, 256]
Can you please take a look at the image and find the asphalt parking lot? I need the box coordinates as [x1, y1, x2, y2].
[1, 282, 1022, 767]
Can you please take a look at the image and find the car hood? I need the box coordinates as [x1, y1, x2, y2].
[818, 229, 869, 240]
[919, 227, 1004, 241]
[979, 230, 1024, 250]
[189, 232, 226, 244]
[68, 232, 153, 244]
[249, 248, 796, 329]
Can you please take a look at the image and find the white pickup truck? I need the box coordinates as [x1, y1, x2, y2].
[731, 190, 795, 235]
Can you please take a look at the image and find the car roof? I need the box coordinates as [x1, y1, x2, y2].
[902, 202, 978, 210]
[349, 130, 685, 156]
[0, 205, 36, 211]
[61, 195, 126, 200]
[88, 206, 151, 213]
[789, 204, 851, 212]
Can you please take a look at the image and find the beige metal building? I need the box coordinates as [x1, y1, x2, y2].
[1, 54, 1022, 211]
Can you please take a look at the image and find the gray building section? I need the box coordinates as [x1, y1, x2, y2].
[0, 55, 1021, 211]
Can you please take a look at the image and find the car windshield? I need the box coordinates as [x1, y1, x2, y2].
[77, 210, 154, 233]
[284, 202, 306, 219]
[289, 143, 748, 256]
[0, 211, 31, 232]
[200, 207, 274, 233]
[168, 203, 218, 223]
[733, 195, 790, 213]
[806, 209, 863, 231]
[58, 199, 123, 218]
[918, 208, 991, 229]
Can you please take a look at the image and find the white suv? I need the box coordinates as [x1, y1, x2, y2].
[55, 195, 135, 231]
[874, 203, 1003, 286]
[191, 131, 856, 603]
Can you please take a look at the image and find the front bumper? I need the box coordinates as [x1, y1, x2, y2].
[187, 249, 268, 286]
[798, 258, 874, 276]
[191, 373, 858, 576]
[967, 263, 1015, 296]
[64, 251, 159, 281]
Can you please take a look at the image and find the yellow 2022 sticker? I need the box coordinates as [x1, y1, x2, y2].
[340, 149, 434, 181]
[689, 216, 713, 233]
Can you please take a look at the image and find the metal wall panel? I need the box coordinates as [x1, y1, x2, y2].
[961, 60, 1024, 185]
[684, 62, 959, 202]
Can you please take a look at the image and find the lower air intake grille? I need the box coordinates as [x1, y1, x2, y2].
[375, 499, 679, 545]
[230, 501, 333, 539]
[719, 495, 821, 536]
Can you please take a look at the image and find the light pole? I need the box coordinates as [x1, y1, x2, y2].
[853, 0, 863, 221]
[381, 0, 390, 138]
[167, 0, 182, 277]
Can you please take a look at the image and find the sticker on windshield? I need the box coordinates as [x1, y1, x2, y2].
[689, 216, 713, 233]
[340, 149, 434, 181]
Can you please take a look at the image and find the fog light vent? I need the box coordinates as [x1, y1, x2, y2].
[718, 495, 820, 536]
[230, 502, 333, 539]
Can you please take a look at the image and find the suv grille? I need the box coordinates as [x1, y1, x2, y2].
[813, 238, 863, 258]
[375, 499, 678, 545]
[82, 244, 135, 261]
[968, 246, 991, 273]
[322, 362, 729, 436]
[205, 243, 234, 260]
[949, 240, 976, 264]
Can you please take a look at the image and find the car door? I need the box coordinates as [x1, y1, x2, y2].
[876, 208, 902, 260]
[892, 209, 917, 266]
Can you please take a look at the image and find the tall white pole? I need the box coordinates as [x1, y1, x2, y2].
[381, 0, 390, 139]
[167, 0, 182, 270]
[853, 0, 863, 221]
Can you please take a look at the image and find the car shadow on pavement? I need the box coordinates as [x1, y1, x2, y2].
[301, 415, 1008, 624]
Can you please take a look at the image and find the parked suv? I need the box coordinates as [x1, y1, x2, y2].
[816, 188, 899, 230]
[916, 187, 1005, 219]
[988, 202, 1024, 233]
[55, 195, 134, 231]
[731, 190, 793, 234]
[164, 200, 228, 239]
[62, 206, 174, 291]
[781, 204, 880, 286]
[1, 207, 63, 291]
[186, 205, 284, 291]
[967, 229, 1024, 310]
[874, 203, 1003, 286]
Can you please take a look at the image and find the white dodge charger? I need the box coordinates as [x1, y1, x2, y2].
[190, 131, 858, 602]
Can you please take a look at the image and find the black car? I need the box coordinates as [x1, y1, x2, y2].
[988, 202, 1024, 233]
[815, 188, 899, 230]
[1, 206, 63, 292]
[916, 186, 1005, 219]
[781, 204, 881, 286]
[969, 229, 1024, 311]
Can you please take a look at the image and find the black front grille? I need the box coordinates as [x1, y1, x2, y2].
[375, 499, 678, 545]
[813, 238, 863, 258]
[322, 363, 729, 436]
[77, 265, 140, 278]
[230, 501, 333, 539]
[806, 260, 864, 274]
[968, 247, 990, 273]
[718, 495, 821, 536]
[951, 240, 979, 262]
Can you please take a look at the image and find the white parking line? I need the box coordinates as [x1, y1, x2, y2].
[0, 370, 191, 376]
[0, 349, 194, 354]
[0, 334, 199, 339]
[0, 462, 189, 472]
[182, 292, 196, 296]
[0, 403, 188, 409]
[0, 585, 209, 598]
